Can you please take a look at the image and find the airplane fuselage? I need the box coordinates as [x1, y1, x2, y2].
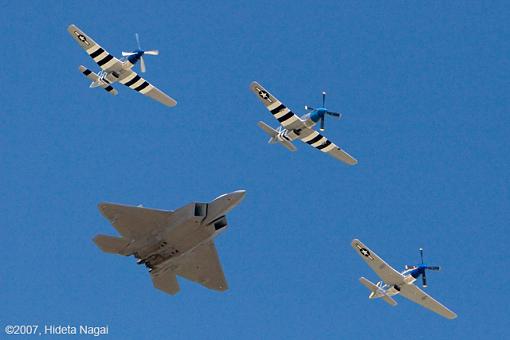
[370, 273, 417, 299]
[92, 59, 137, 87]
[272, 112, 319, 142]
[126, 191, 245, 270]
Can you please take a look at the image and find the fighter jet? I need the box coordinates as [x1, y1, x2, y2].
[94, 190, 246, 295]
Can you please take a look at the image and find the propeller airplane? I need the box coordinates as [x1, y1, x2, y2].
[351, 239, 457, 319]
[250, 81, 357, 165]
[67, 24, 177, 107]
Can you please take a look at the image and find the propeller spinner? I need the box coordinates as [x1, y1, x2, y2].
[407, 248, 441, 288]
[304, 91, 341, 131]
[121, 33, 159, 73]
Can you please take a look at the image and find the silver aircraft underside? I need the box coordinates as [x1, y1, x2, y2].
[94, 190, 246, 295]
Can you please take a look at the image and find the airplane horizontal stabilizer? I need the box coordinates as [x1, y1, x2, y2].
[257, 121, 278, 138]
[93, 235, 130, 254]
[359, 277, 397, 306]
[78, 65, 118, 96]
[257, 121, 297, 152]
[381, 293, 397, 306]
[359, 276, 378, 292]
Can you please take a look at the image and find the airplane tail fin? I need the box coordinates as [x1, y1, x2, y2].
[78, 65, 118, 96]
[359, 277, 397, 306]
[257, 121, 297, 152]
[93, 235, 130, 254]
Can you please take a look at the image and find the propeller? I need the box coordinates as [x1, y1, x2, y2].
[304, 91, 342, 131]
[417, 248, 441, 288]
[121, 33, 160, 73]
[140, 55, 146, 73]
[135, 32, 141, 50]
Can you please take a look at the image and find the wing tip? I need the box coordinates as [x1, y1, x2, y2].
[215, 282, 229, 292]
[166, 99, 177, 107]
[97, 202, 113, 215]
[447, 312, 458, 319]
[351, 239, 361, 246]
[67, 24, 80, 36]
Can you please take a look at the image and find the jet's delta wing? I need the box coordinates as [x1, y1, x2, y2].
[351, 239, 404, 285]
[172, 241, 228, 291]
[98, 202, 174, 240]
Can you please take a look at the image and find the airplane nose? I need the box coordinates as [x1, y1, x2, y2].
[228, 190, 246, 204]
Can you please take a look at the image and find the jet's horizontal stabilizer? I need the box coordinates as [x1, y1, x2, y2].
[359, 277, 397, 306]
[93, 235, 130, 254]
[257, 121, 297, 152]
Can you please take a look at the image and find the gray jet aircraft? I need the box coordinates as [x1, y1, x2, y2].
[94, 190, 246, 295]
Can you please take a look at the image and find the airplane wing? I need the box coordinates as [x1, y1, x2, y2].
[351, 239, 405, 285]
[173, 241, 228, 291]
[98, 203, 174, 240]
[298, 129, 358, 165]
[250, 81, 305, 131]
[399, 284, 457, 319]
[150, 267, 180, 295]
[117, 71, 177, 107]
[67, 24, 122, 72]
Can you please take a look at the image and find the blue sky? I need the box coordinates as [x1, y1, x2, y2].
[1, 1, 509, 339]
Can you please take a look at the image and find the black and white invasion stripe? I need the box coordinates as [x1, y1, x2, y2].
[266, 101, 299, 127]
[300, 131, 337, 152]
[118, 72, 153, 94]
[86, 45, 117, 70]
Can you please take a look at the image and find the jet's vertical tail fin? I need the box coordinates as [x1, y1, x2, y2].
[93, 235, 130, 254]
[359, 277, 397, 306]
[257, 121, 297, 152]
[78, 65, 118, 95]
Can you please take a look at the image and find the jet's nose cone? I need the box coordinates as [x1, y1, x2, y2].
[227, 190, 246, 205]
